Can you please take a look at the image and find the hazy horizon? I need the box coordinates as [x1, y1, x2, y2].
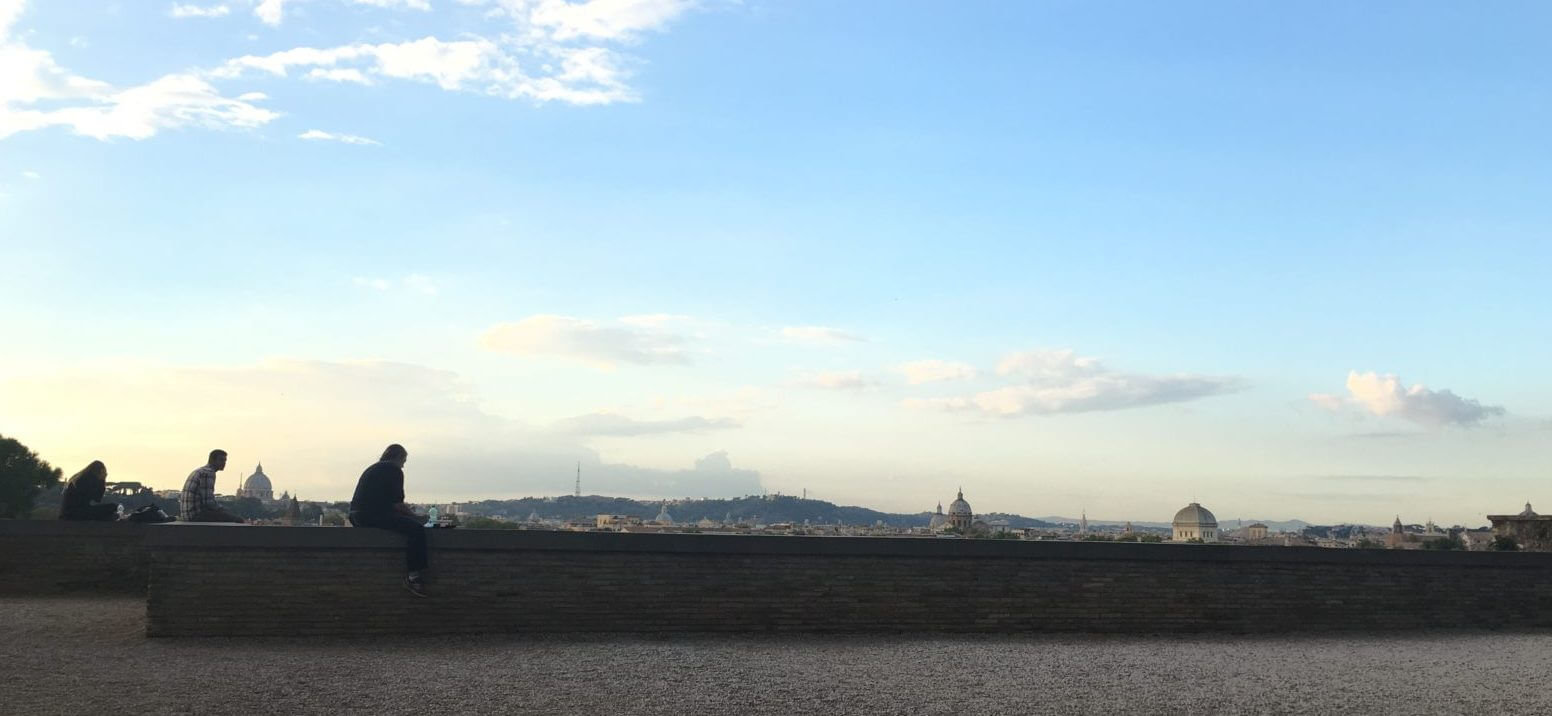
[3, 0, 1548, 526]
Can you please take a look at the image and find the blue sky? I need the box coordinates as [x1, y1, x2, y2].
[2, 0, 1548, 525]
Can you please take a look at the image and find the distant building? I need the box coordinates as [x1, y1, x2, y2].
[653, 503, 674, 526]
[596, 514, 642, 530]
[947, 489, 973, 531]
[235, 463, 275, 502]
[1247, 523, 1268, 540]
[1488, 503, 1552, 551]
[1171, 503, 1218, 542]
[280, 496, 301, 526]
[928, 502, 949, 530]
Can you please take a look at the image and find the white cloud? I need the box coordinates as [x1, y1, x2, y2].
[1310, 371, 1505, 429]
[905, 349, 1243, 417]
[798, 370, 874, 391]
[212, 35, 639, 105]
[21, 169, 38, 179]
[299, 128, 381, 145]
[170, 3, 231, 18]
[480, 314, 691, 369]
[780, 325, 865, 345]
[0, 0, 23, 40]
[1, 4, 277, 142]
[306, 67, 371, 84]
[897, 359, 976, 385]
[526, 0, 698, 41]
[3, 0, 705, 143]
[254, 0, 431, 25]
[553, 412, 739, 437]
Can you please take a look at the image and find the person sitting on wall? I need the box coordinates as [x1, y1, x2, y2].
[59, 461, 119, 521]
[179, 449, 245, 523]
[349, 444, 430, 597]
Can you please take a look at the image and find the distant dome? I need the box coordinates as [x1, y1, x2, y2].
[948, 489, 972, 516]
[243, 464, 273, 493]
[1521, 502, 1537, 518]
[1172, 503, 1217, 528]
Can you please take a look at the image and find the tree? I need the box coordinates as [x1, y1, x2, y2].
[1489, 535, 1520, 552]
[0, 435, 64, 518]
[227, 496, 276, 521]
[1423, 534, 1464, 551]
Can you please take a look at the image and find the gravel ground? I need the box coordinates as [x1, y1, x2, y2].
[5, 597, 1552, 715]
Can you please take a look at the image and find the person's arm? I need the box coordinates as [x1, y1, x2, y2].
[390, 466, 416, 517]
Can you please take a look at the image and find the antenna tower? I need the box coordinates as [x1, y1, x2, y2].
[574, 461, 581, 498]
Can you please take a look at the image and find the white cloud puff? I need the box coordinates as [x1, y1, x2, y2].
[1, 2, 278, 141]
[170, 3, 231, 18]
[905, 349, 1242, 417]
[897, 359, 976, 385]
[1310, 371, 1505, 428]
[480, 314, 691, 369]
[299, 128, 381, 145]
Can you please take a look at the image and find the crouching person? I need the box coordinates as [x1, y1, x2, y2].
[349, 444, 429, 597]
[180, 449, 245, 523]
[59, 461, 119, 521]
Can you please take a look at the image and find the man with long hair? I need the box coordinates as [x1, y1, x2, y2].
[348, 444, 430, 597]
[59, 461, 118, 521]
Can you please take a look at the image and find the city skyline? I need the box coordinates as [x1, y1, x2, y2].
[3, 0, 1550, 525]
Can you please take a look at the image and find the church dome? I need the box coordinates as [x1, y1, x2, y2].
[1172, 502, 1217, 528]
[1520, 502, 1537, 517]
[243, 464, 273, 493]
[948, 489, 972, 516]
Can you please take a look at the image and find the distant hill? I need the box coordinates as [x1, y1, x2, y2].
[459, 495, 1060, 529]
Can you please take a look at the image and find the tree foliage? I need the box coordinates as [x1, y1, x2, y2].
[1489, 535, 1520, 552]
[0, 435, 64, 518]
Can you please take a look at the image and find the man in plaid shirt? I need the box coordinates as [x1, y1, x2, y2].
[180, 449, 244, 523]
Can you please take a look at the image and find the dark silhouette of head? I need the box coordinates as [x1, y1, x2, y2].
[208, 449, 227, 471]
[71, 460, 107, 484]
[381, 444, 408, 467]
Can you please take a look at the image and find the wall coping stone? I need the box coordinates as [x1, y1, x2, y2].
[6, 519, 1549, 568]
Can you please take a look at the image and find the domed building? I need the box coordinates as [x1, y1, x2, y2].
[928, 502, 949, 530]
[1171, 502, 1218, 542]
[948, 489, 973, 531]
[236, 462, 275, 502]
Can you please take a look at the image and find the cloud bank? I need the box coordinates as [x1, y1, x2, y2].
[2, 0, 703, 141]
[904, 349, 1243, 417]
[1310, 371, 1505, 428]
[480, 314, 692, 369]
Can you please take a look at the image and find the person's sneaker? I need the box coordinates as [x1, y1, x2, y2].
[404, 575, 429, 598]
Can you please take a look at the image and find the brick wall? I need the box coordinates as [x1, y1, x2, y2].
[0, 520, 149, 595]
[6, 522, 1551, 635]
[135, 527, 1552, 637]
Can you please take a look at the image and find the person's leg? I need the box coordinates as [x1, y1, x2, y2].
[353, 511, 430, 573]
[84, 503, 118, 521]
[187, 507, 245, 523]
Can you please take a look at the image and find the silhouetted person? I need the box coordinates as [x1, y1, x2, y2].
[349, 444, 428, 597]
[180, 449, 244, 523]
[59, 461, 118, 521]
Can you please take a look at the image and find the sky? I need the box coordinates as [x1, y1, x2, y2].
[1, 0, 1548, 526]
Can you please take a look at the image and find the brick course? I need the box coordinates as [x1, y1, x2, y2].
[7, 522, 1552, 636]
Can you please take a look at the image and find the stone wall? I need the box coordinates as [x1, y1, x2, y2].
[7, 521, 1552, 636]
[0, 520, 149, 595]
[142, 526, 1552, 637]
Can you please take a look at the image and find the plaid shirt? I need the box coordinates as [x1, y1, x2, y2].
[180, 466, 220, 519]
